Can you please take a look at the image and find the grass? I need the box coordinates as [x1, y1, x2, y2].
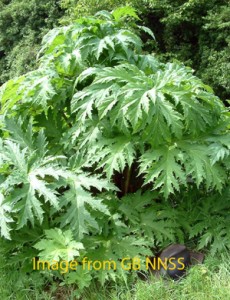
[0, 251, 230, 299]
[132, 257, 230, 300]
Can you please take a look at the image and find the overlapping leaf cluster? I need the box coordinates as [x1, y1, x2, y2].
[0, 6, 229, 294]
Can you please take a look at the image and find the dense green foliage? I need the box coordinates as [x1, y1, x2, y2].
[60, 0, 126, 22]
[0, 0, 64, 84]
[0, 6, 229, 298]
[61, 0, 230, 100]
[142, 0, 230, 100]
[1, 1, 229, 100]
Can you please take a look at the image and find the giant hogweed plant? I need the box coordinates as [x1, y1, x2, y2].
[0, 6, 229, 294]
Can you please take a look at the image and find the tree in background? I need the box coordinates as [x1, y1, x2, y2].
[0, 0, 64, 84]
[60, 0, 125, 22]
